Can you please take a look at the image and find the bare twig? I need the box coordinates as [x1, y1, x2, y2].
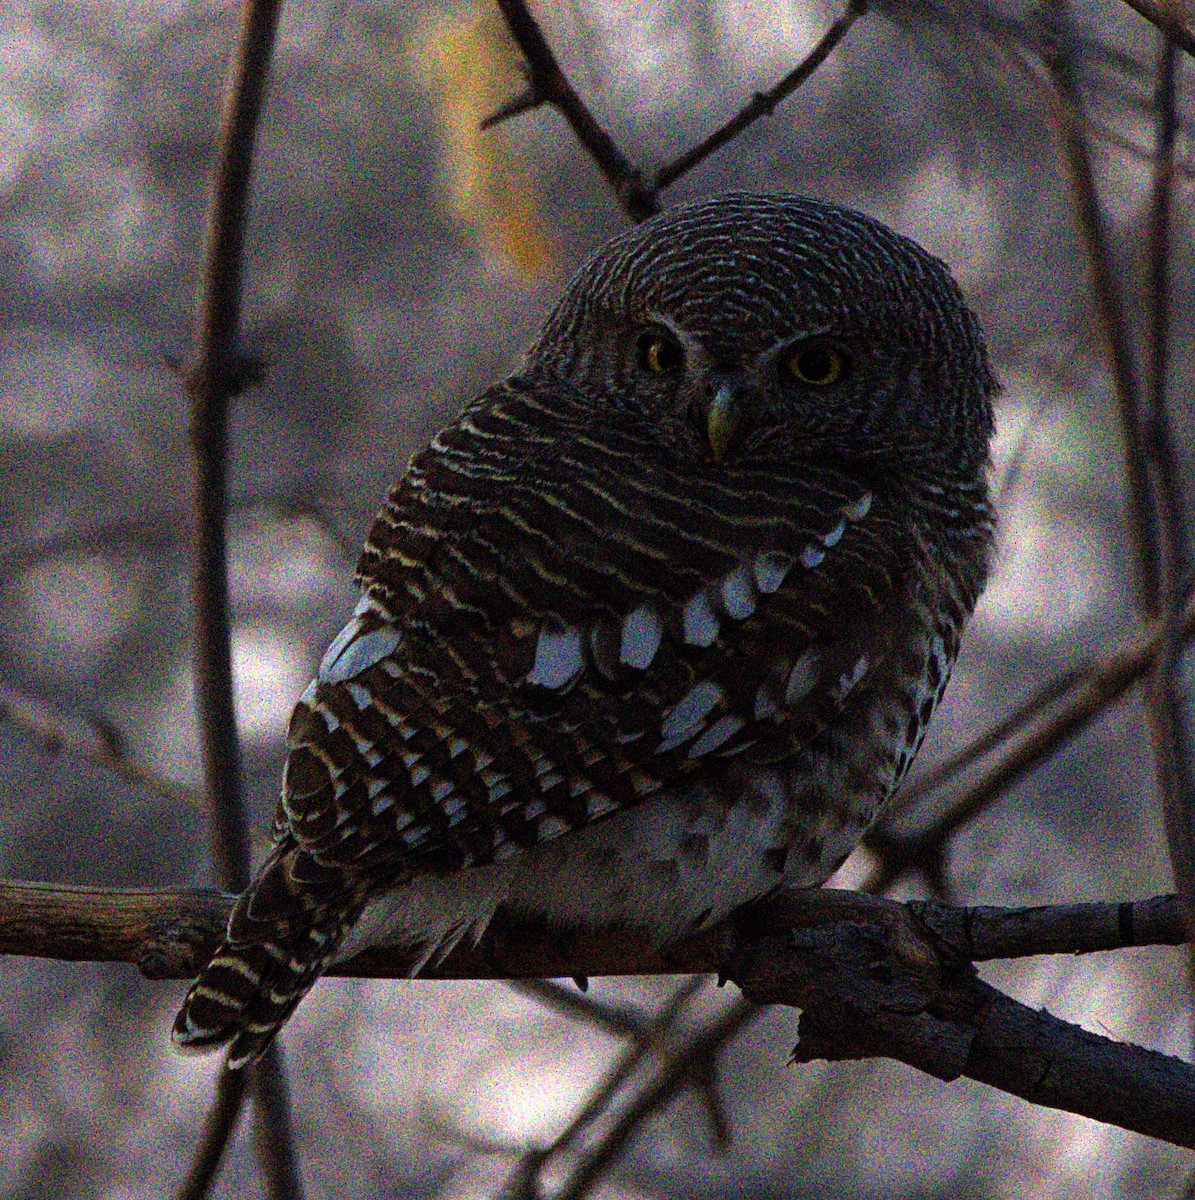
[0, 685, 199, 809]
[884, 665, 1084, 821]
[551, 998, 758, 1200]
[176, 1070, 251, 1200]
[508, 978, 651, 1041]
[488, 0, 656, 220]
[1038, 6, 1161, 615]
[182, 0, 299, 1191]
[865, 590, 1195, 890]
[488, 0, 866, 223]
[500, 977, 707, 1197]
[1118, 0, 1195, 58]
[654, 0, 868, 191]
[1141, 32, 1195, 965]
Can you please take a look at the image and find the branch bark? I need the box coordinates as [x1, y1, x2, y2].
[488, 0, 865, 222]
[184, 0, 299, 1190]
[2, 880, 1193, 1147]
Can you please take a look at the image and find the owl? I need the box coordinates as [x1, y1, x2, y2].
[174, 193, 996, 1069]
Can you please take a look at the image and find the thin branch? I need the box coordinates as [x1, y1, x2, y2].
[176, 1069, 251, 1200]
[500, 978, 707, 1198]
[508, 978, 652, 1041]
[488, 0, 866, 223]
[550, 998, 758, 1200]
[653, 0, 868, 191]
[489, 0, 656, 220]
[1118, 0, 1195, 58]
[865, 589, 1195, 891]
[0, 685, 199, 809]
[1038, 7, 1161, 615]
[1141, 30, 1195, 965]
[183, 0, 299, 1190]
[884, 665, 1084, 820]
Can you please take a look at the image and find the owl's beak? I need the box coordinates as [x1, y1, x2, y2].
[704, 381, 752, 462]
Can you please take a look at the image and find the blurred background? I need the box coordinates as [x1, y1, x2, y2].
[1, 0, 1193, 1195]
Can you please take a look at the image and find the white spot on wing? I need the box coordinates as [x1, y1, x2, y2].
[658, 680, 723, 753]
[620, 603, 663, 669]
[842, 491, 873, 521]
[354, 591, 390, 619]
[821, 518, 846, 547]
[321, 624, 403, 683]
[688, 714, 745, 757]
[800, 543, 825, 569]
[318, 616, 363, 678]
[313, 701, 340, 733]
[752, 552, 793, 595]
[785, 649, 821, 704]
[526, 625, 585, 689]
[682, 590, 719, 647]
[718, 564, 757, 620]
[539, 815, 571, 840]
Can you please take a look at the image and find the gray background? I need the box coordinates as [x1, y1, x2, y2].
[1, 0, 1193, 1195]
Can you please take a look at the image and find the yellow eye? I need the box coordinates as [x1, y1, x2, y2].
[637, 332, 684, 375]
[787, 344, 847, 386]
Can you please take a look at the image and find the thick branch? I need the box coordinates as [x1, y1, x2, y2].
[0, 880, 1184, 977]
[3, 881, 1194, 1144]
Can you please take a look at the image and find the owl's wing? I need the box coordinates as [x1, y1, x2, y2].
[277, 385, 926, 881]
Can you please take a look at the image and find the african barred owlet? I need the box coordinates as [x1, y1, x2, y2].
[174, 193, 996, 1068]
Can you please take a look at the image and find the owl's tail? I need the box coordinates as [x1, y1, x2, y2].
[172, 841, 362, 1070]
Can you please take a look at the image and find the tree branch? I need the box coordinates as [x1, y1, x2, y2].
[865, 588, 1195, 891]
[183, 0, 298, 1190]
[1038, 6, 1161, 616]
[653, 0, 868, 191]
[489, 0, 656, 220]
[1141, 30, 1195, 965]
[488, 0, 865, 222]
[3, 880, 1193, 1146]
[1118, 0, 1195, 58]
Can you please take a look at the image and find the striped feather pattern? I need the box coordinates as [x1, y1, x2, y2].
[173, 194, 996, 1067]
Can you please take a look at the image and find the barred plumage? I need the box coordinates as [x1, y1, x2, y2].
[174, 194, 997, 1068]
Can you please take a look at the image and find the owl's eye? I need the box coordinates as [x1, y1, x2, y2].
[636, 331, 685, 376]
[786, 343, 848, 386]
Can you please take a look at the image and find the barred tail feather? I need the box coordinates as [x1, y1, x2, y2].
[172, 841, 361, 1069]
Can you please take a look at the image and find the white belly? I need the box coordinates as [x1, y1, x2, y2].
[335, 764, 863, 970]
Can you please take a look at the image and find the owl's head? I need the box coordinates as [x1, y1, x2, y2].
[527, 193, 996, 483]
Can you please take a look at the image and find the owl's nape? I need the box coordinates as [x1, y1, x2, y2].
[174, 193, 997, 1068]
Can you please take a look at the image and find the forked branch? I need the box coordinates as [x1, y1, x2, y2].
[1, 880, 1192, 1147]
